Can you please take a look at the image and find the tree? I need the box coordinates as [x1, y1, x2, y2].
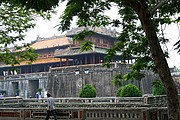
[152, 80, 166, 96]
[0, 0, 59, 12]
[3, 0, 180, 119]
[112, 74, 124, 87]
[0, 3, 36, 65]
[58, 1, 180, 119]
[79, 84, 96, 98]
[116, 83, 142, 97]
[0, 2, 52, 66]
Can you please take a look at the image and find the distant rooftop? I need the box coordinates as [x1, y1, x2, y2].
[54, 46, 122, 58]
[30, 35, 71, 50]
[66, 26, 119, 37]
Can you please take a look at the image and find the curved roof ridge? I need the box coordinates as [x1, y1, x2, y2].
[31, 36, 71, 50]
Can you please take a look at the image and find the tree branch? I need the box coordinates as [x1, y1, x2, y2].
[150, 0, 169, 15]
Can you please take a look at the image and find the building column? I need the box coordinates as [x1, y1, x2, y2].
[98, 55, 100, 63]
[93, 54, 95, 64]
[85, 56, 87, 64]
[60, 58, 62, 67]
[66, 58, 69, 66]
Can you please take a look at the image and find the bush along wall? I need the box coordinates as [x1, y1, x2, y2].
[116, 83, 142, 97]
[79, 84, 97, 98]
[152, 80, 166, 96]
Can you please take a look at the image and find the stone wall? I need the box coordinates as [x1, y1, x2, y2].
[0, 63, 159, 98]
[0, 73, 48, 98]
[48, 63, 158, 97]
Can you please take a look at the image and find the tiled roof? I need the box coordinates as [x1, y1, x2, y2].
[31, 37, 71, 50]
[17, 58, 62, 65]
[54, 47, 122, 57]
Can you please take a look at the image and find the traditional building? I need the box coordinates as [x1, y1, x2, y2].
[0, 27, 133, 76]
[54, 27, 134, 66]
[0, 35, 70, 75]
[0, 27, 134, 97]
[0, 27, 179, 98]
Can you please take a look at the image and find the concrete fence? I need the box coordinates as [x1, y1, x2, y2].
[0, 95, 178, 120]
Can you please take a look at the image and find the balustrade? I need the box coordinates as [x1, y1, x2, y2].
[0, 95, 178, 120]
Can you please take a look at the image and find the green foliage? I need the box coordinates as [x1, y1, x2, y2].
[0, 2, 51, 65]
[72, 30, 95, 52]
[116, 84, 142, 97]
[79, 84, 96, 98]
[59, 0, 111, 32]
[152, 80, 166, 96]
[80, 41, 93, 52]
[73, 30, 95, 41]
[112, 74, 123, 87]
[0, 3, 35, 46]
[0, 0, 59, 12]
[116, 87, 122, 97]
[0, 3, 37, 65]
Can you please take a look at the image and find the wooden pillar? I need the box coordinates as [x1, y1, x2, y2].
[90, 55, 93, 64]
[85, 56, 87, 64]
[98, 55, 100, 63]
[93, 54, 95, 64]
[66, 58, 69, 66]
[72, 59, 74, 65]
[60, 58, 62, 67]
[19, 67, 22, 74]
[44, 65, 46, 72]
[31, 66, 32, 73]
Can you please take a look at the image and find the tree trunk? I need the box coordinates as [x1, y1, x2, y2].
[132, 3, 180, 120]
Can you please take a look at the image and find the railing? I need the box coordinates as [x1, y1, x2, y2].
[0, 72, 49, 81]
[0, 96, 23, 107]
[0, 108, 148, 120]
[1, 95, 178, 108]
[0, 96, 174, 120]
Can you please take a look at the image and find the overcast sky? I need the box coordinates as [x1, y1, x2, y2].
[24, 2, 180, 68]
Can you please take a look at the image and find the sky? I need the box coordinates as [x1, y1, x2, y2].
[24, 2, 180, 68]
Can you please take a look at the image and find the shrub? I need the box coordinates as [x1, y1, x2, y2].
[116, 87, 123, 97]
[152, 80, 166, 96]
[79, 84, 96, 98]
[118, 83, 142, 97]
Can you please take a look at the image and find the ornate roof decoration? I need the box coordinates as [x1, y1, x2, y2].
[66, 26, 119, 37]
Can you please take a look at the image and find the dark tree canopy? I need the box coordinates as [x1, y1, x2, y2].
[0, 0, 59, 11]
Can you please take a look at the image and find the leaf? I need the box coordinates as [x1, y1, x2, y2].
[80, 41, 93, 51]
[72, 30, 95, 41]
[112, 74, 124, 86]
